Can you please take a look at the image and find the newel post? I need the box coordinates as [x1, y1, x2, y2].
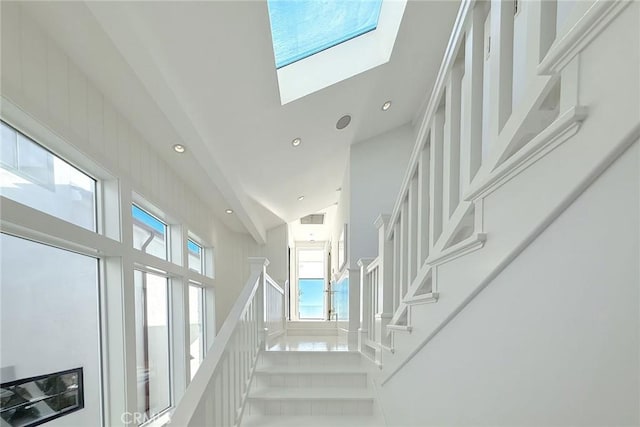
[357, 257, 374, 354]
[374, 214, 393, 350]
[248, 257, 270, 349]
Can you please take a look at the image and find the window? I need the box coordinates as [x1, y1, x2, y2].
[0, 121, 97, 231]
[0, 233, 101, 426]
[268, 0, 384, 68]
[134, 270, 171, 421]
[132, 205, 168, 260]
[187, 239, 203, 274]
[297, 248, 325, 319]
[0, 368, 84, 427]
[188, 284, 205, 380]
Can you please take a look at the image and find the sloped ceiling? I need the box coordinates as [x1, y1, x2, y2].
[21, 0, 460, 243]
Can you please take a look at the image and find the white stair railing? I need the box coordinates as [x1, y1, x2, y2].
[264, 275, 285, 341]
[170, 257, 284, 427]
[359, 0, 629, 365]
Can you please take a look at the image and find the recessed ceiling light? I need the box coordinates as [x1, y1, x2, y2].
[336, 115, 351, 130]
[173, 144, 186, 153]
[298, 195, 305, 201]
[292, 137, 302, 147]
[225, 209, 233, 214]
[382, 101, 392, 111]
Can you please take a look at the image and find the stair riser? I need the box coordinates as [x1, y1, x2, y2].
[285, 328, 338, 336]
[259, 352, 362, 367]
[253, 373, 368, 389]
[246, 399, 374, 416]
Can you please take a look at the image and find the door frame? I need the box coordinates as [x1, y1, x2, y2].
[292, 241, 328, 321]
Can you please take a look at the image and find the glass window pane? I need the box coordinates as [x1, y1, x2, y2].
[333, 275, 349, 321]
[188, 285, 205, 380]
[134, 270, 171, 421]
[0, 233, 101, 426]
[1, 123, 17, 168]
[268, 0, 384, 68]
[299, 278, 324, 319]
[298, 249, 324, 278]
[132, 205, 167, 260]
[188, 239, 202, 274]
[0, 122, 97, 231]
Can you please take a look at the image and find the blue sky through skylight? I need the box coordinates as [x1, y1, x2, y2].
[268, 0, 384, 69]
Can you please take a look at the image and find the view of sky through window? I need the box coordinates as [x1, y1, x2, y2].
[268, 0, 384, 68]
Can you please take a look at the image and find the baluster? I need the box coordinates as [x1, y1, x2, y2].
[357, 258, 373, 352]
[223, 355, 230, 427]
[489, 0, 515, 138]
[417, 143, 430, 265]
[461, 2, 486, 192]
[392, 222, 401, 311]
[214, 373, 222, 426]
[429, 108, 445, 249]
[408, 172, 419, 284]
[230, 335, 237, 424]
[400, 201, 409, 299]
[538, 0, 557, 63]
[375, 214, 393, 351]
[443, 60, 464, 219]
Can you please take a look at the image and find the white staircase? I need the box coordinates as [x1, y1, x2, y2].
[241, 346, 385, 426]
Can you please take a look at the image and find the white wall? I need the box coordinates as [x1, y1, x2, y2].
[331, 164, 351, 275]
[330, 124, 413, 332]
[379, 141, 639, 426]
[349, 124, 414, 267]
[265, 224, 289, 286]
[0, 2, 262, 330]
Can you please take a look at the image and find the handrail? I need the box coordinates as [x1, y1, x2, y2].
[265, 275, 284, 295]
[170, 257, 272, 427]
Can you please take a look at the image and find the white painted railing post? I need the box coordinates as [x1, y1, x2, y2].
[248, 257, 269, 350]
[375, 214, 393, 354]
[357, 257, 374, 354]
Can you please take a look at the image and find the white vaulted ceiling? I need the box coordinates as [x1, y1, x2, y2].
[21, 0, 459, 243]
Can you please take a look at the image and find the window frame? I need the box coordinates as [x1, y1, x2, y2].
[1, 102, 218, 427]
[187, 282, 206, 380]
[1, 120, 99, 232]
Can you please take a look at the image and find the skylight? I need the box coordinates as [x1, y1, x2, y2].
[268, 0, 384, 69]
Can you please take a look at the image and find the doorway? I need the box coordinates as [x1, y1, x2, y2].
[296, 247, 326, 320]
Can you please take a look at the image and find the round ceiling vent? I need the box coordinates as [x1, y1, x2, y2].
[336, 115, 351, 130]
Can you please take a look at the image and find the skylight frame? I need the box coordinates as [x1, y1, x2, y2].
[272, 0, 407, 104]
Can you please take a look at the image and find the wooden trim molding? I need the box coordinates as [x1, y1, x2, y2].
[465, 106, 588, 201]
[538, 0, 631, 75]
[426, 233, 487, 266]
[403, 292, 439, 306]
[386, 325, 413, 333]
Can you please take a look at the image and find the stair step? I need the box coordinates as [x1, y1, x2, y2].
[253, 370, 368, 388]
[241, 415, 386, 427]
[249, 387, 374, 400]
[259, 350, 362, 367]
[255, 364, 368, 374]
[246, 387, 374, 416]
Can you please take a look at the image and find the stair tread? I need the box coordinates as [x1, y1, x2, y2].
[248, 387, 374, 400]
[255, 365, 368, 374]
[241, 415, 385, 427]
[264, 350, 361, 354]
